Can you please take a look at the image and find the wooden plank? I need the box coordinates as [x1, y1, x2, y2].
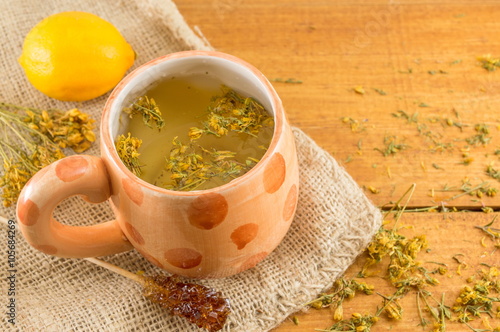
[272, 212, 500, 332]
[177, 0, 500, 207]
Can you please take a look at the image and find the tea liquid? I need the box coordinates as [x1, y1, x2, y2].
[121, 75, 274, 191]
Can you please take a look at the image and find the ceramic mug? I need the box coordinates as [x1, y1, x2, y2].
[16, 51, 299, 278]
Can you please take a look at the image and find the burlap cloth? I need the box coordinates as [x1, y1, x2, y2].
[0, 0, 382, 331]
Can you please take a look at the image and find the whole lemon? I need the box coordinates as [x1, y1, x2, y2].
[18, 11, 135, 102]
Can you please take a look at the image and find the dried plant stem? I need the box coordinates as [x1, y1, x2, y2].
[0, 217, 144, 286]
[443, 181, 490, 202]
[0, 215, 9, 226]
[0, 104, 96, 207]
[381, 183, 416, 227]
[0, 217, 145, 288]
[84, 257, 145, 286]
[87, 257, 231, 331]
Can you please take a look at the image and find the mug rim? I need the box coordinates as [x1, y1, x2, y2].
[101, 50, 285, 196]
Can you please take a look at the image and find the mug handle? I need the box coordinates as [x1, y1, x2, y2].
[16, 155, 133, 258]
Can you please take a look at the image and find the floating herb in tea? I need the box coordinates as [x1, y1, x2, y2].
[188, 85, 273, 139]
[157, 137, 250, 191]
[115, 133, 143, 176]
[123, 96, 165, 130]
[117, 76, 273, 191]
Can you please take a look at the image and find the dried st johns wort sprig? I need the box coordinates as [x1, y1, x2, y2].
[115, 133, 142, 176]
[188, 85, 273, 140]
[315, 313, 379, 332]
[161, 137, 248, 191]
[0, 103, 96, 207]
[307, 277, 374, 321]
[374, 135, 408, 156]
[478, 55, 500, 72]
[452, 267, 500, 324]
[123, 95, 165, 130]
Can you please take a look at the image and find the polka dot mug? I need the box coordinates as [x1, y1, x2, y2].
[16, 51, 299, 278]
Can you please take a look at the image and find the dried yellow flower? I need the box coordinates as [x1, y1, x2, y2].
[189, 85, 273, 140]
[123, 96, 164, 130]
[384, 299, 403, 320]
[333, 304, 343, 321]
[478, 54, 500, 71]
[23, 107, 96, 153]
[452, 267, 500, 323]
[0, 103, 96, 207]
[115, 133, 143, 176]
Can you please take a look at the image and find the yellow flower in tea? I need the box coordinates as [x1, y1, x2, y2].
[115, 133, 143, 176]
[189, 85, 274, 141]
[123, 96, 164, 130]
[188, 127, 204, 140]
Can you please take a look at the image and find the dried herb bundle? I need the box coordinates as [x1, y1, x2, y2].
[0, 103, 96, 207]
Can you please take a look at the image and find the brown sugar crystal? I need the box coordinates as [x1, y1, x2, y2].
[143, 275, 231, 332]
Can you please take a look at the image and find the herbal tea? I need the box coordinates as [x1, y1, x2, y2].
[116, 75, 274, 191]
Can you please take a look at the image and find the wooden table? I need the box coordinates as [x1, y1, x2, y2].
[176, 1, 500, 331]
